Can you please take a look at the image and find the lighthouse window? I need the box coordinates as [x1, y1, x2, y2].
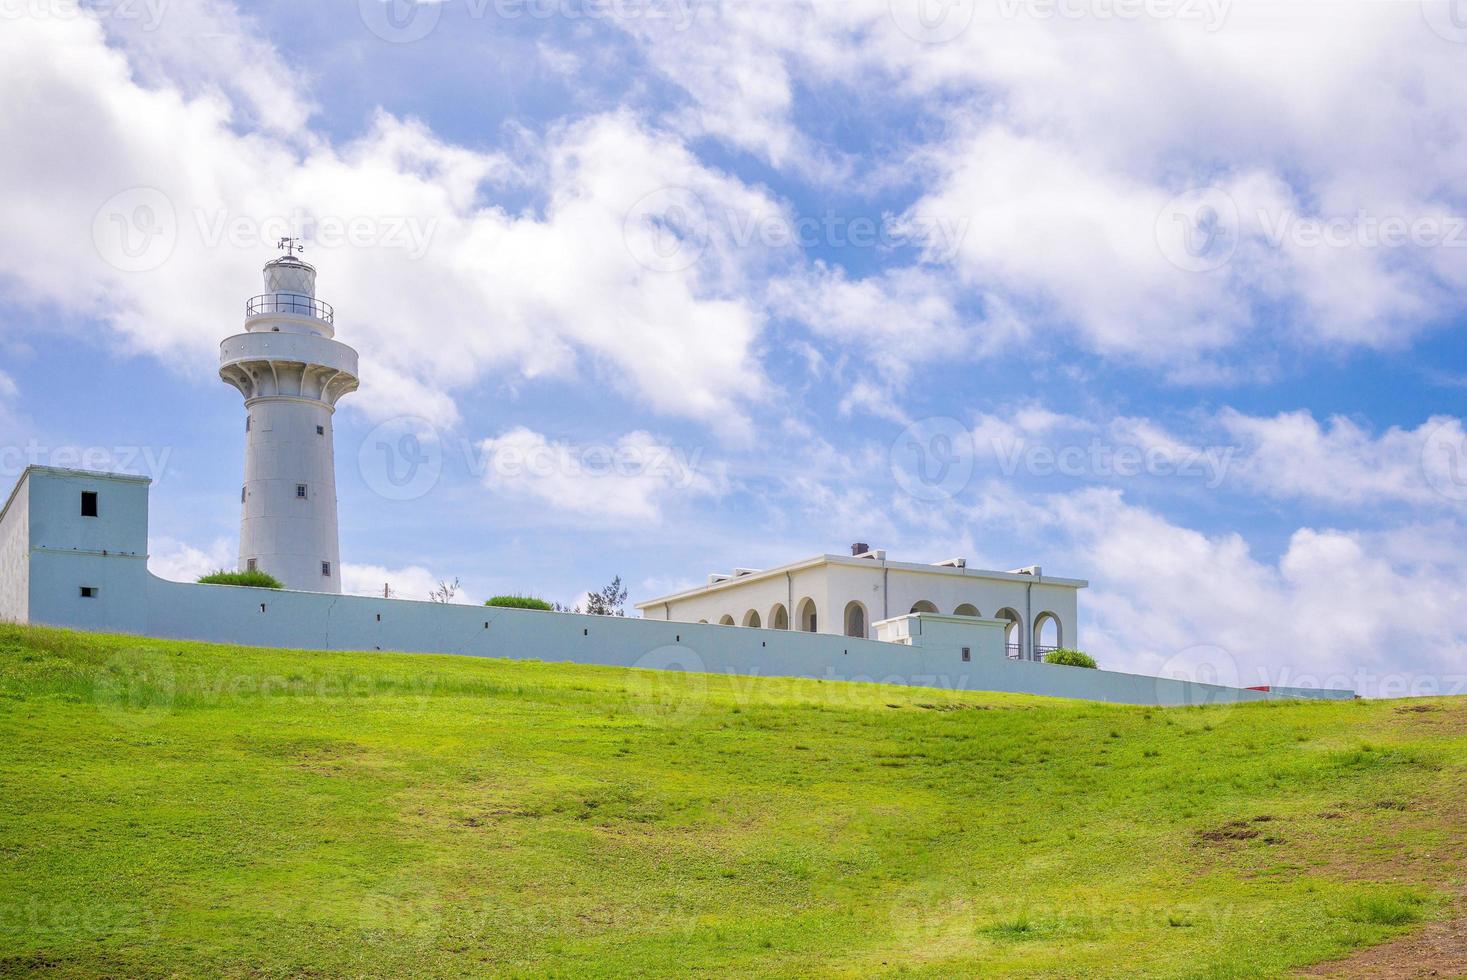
[322, 561, 332, 578]
[246, 416, 252, 432]
[80, 587, 97, 599]
[80, 491, 98, 518]
[247, 559, 258, 572]
[296, 484, 308, 499]
[316, 425, 325, 436]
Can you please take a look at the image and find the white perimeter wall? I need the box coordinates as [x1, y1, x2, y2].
[6, 467, 1355, 705]
[0, 475, 29, 623]
[125, 574, 1350, 706]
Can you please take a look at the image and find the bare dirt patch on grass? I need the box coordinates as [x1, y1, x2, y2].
[1296, 905, 1467, 978]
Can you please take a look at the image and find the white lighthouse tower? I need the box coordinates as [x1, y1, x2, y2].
[219, 242, 359, 593]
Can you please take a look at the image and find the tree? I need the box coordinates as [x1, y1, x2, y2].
[583, 576, 628, 617]
[429, 578, 460, 604]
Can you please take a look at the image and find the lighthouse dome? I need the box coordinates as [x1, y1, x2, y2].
[263, 255, 317, 297]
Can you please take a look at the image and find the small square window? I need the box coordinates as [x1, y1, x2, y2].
[962, 647, 972, 663]
[322, 561, 332, 577]
[81, 491, 98, 518]
[80, 587, 97, 599]
[296, 484, 308, 499]
[247, 559, 258, 572]
[316, 425, 325, 436]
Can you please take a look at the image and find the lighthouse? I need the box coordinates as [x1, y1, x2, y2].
[219, 243, 359, 593]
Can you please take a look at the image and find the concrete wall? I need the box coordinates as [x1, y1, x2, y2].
[129, 575, 1350, 706]
[6, 466, 1357, 706]
[0, 473, 29, 623]
[21, 469, 152, 634]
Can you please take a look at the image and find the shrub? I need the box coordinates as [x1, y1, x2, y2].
[1044, 648, 1098, 669]
[197, 569, 284, 590]
[486, 596, 554, 611]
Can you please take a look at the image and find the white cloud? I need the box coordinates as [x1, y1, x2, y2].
[0, 14, 781, 438]
[341, 563, 466, 603]
[970, 486, 1467, 697]
[617, 0, 1467, 369]
[476, 427, 725, 522]
[1220, 410, 1467, 509]
[148, 536, 234, 583]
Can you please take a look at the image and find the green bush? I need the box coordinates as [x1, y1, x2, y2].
[486, 596, 554, 611]
[197, 570, 284, 590]
[1044, 648, 1098, 669]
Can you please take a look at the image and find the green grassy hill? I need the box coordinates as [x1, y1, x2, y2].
[0, 625, 1463, 978]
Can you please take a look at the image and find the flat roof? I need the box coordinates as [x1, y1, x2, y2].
[0, 466, 153, 530]
[636, 553, 1088, 610]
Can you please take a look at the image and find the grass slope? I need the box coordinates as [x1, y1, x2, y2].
[0, 625, 1463, 978]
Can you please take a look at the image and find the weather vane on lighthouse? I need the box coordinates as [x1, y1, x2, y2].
[277, 236, 305, 256]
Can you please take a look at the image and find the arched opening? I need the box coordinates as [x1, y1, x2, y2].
[910, 600, 939, 614]
[1033, 612, 1062, 660]
[995, 608, 1022, 659]
[796, 598, 818, 633]
[718, 614, 735, 626]
[769, 603, 789, 630]
[697, 619, 709, 624]
[954, 603, 980, 618]
[844, 601, 868, 639]
[742, 609, 762, 628]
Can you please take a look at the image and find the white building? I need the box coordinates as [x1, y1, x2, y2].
[637, 545, 1085, 662]
[219, 249, 358, 592]
[0, 465, 1352, 706]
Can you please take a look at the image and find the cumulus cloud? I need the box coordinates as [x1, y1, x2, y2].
[475, 427, 725, 522]
[148, 536, 235, 583]
[616, 0, 1467, 373]
[341, 563, 465, 603]
[0, 13, 780, 437]
[1220, 411, 1467, 509]
[948, 485, 1467, 697]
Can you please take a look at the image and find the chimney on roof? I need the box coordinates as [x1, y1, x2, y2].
[851, 542, 870, 556]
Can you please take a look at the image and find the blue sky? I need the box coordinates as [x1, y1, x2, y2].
[2, 0, 1466, 695]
